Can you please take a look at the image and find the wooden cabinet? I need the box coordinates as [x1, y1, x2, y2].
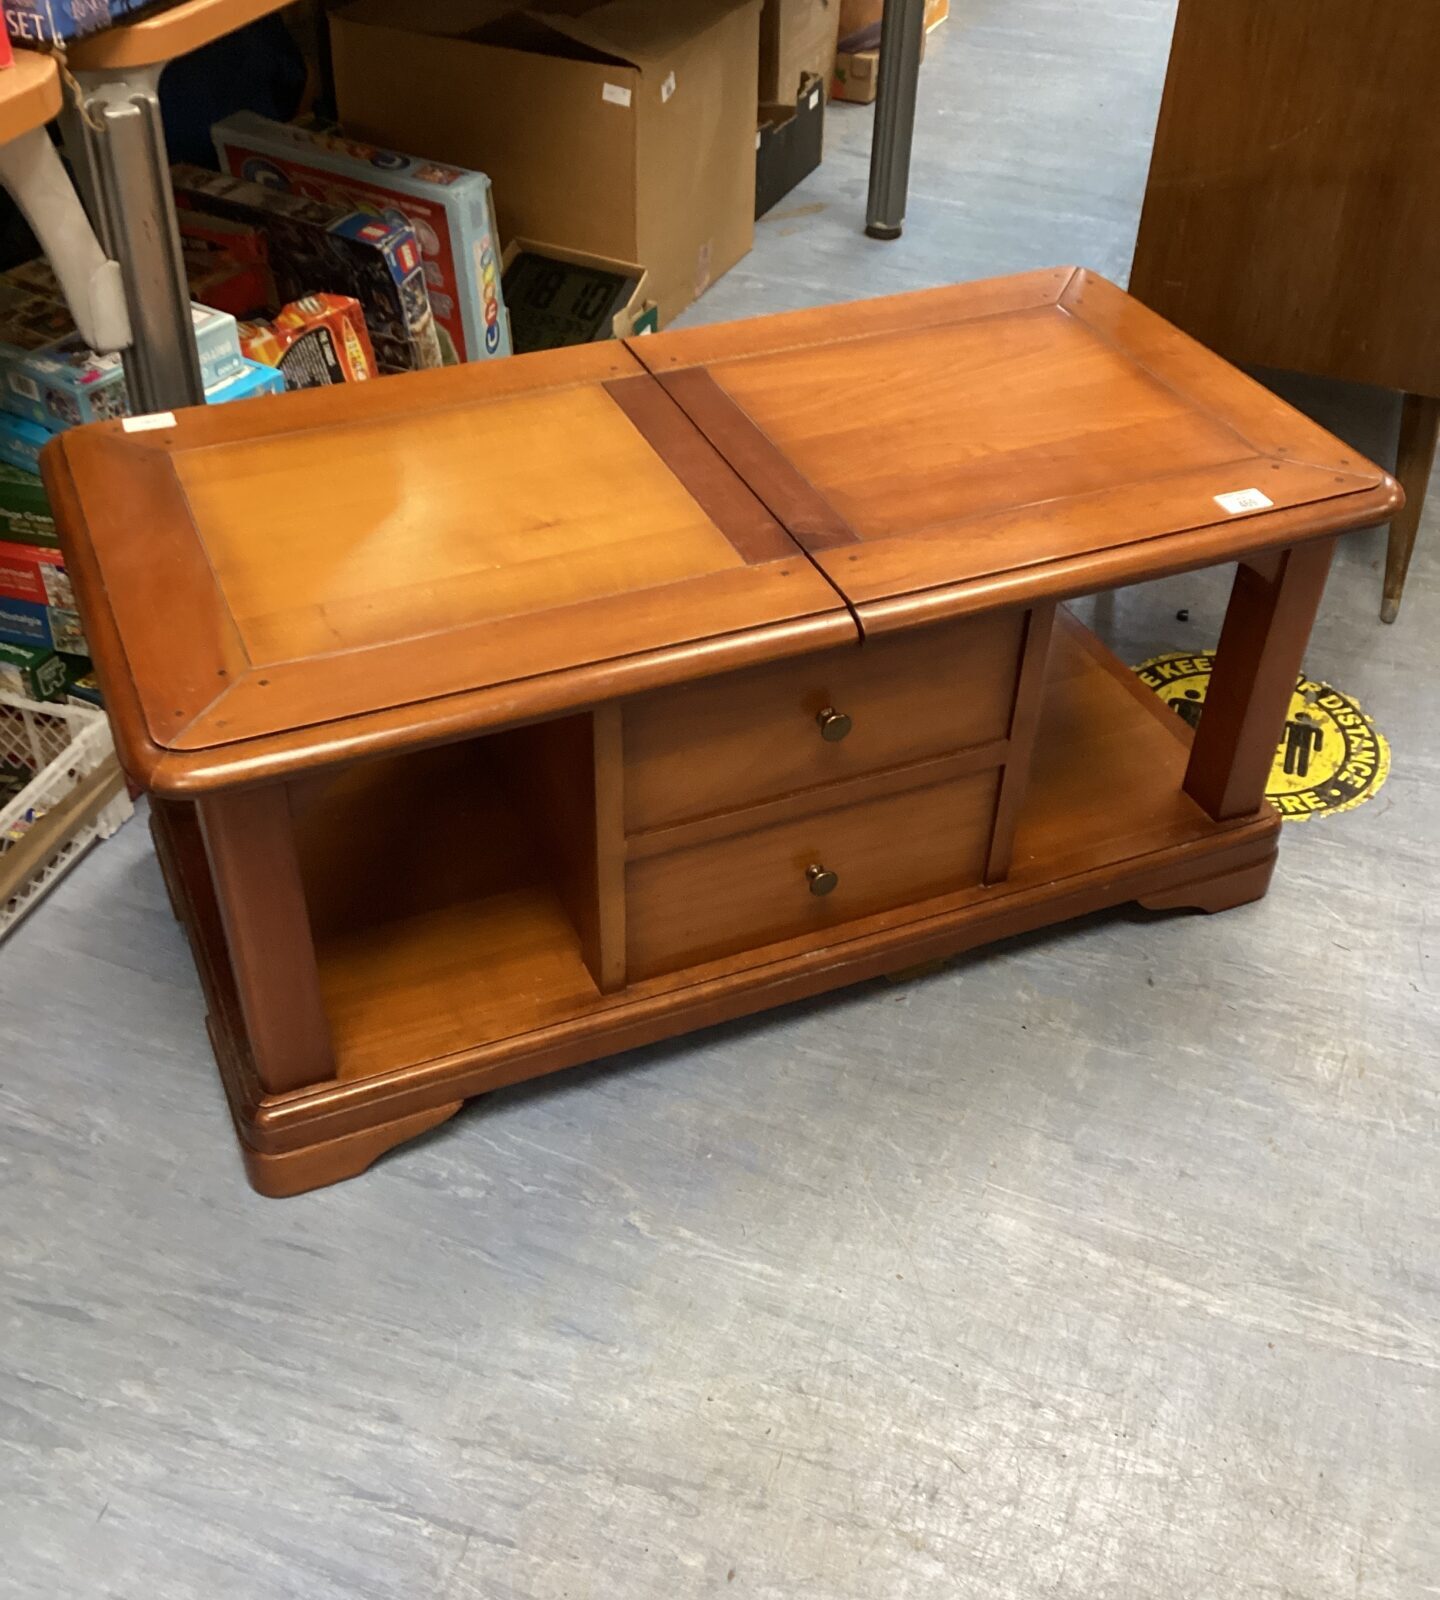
[1129, 0, 1440, 620]
[45, 269, 1399, 1196]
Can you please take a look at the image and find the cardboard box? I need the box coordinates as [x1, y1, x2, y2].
[759, 0, 841, 104]
[332, 0, 761, 327]
[831, 16, 928, 102]
[4, 0, 145, 44]
[757, 74, 825, 217]
[0, 639, 65, 701]
[0, 464, 56, 548]
[501, 239, 658, 352]
[212, 112, 511, 366]
[172, 164, 443, 375]
[241, 294, 377, 388]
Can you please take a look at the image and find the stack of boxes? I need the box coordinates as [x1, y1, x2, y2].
[0, 266, 287, 705]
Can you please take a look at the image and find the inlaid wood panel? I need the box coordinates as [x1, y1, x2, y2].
[630, 268, 1399, 628]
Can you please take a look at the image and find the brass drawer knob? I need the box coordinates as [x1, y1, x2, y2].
[807, 863, 839, 897]
[816, 706, 852, 742]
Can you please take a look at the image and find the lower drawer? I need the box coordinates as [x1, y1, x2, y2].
[626, 768, 1000, 981]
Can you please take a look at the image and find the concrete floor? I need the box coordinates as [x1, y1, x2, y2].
[3, 2, 1438, 1596]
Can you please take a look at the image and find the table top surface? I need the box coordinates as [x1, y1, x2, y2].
[45, 268, 1399, 793]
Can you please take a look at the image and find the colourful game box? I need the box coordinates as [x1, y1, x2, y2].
[178, 212, 275, 319]
[0, 592, 85, 654]
[0, 464, 56, 548]
[0, 293, 246, 428]
[241, 294, 377, 389]
[212, 112, 510, 366]
[4, 0, 146, 44]
[202, 357, 286, 406]
[0, 538, 71, 611]
[0, 638, 66, 701]
[0, 411, 55, 474]
[171, 164, 442, 375]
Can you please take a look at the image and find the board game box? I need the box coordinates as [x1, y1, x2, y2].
[213, 113, 510, 366]
[171, 164, 442, 376]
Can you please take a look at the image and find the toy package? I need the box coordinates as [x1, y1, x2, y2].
[212, 112, 510, 366]
[0, 638, 66, 701]
[0, 411, 55, 474]
[0, 262, 246, 427]
[0, 538, 71, 612]
[240, 294, 376, 389]
[0, 590, 85, 654]
[4, 0, 147, 44]
[203, 358, 286, 406]
[178, 211, 275, 319]
[171, 164, 442, 375]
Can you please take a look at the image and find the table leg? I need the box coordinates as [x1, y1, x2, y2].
[865, 0, 927, 239]
[1183, 539, 1335, 821]
[1381, 391, 1439, 624]
[72, 66, 205, 413]
[199, 784, 335, 1095]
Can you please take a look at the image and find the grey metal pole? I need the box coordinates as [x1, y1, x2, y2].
[865, 0, 927, 240]
[74, 67, 205, 414]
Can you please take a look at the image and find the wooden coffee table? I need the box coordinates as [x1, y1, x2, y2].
[44, 268, 1399, 1196]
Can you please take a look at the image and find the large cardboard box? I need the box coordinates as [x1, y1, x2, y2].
[759, 0, 841, 104]
[332, 0, 762, 328]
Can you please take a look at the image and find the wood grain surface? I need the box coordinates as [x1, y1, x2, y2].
[1129, 0, 1440, 397]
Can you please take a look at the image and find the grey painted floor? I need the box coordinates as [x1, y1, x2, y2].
[3, 3, 1438, 1596]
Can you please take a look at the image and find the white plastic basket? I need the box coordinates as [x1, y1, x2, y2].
[0, 691, 133, 940]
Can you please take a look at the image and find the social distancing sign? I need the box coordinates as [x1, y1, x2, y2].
[1136, 652, 1390, 821]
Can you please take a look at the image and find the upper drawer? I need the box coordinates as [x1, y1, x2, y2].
[623, 611, 1025, 833]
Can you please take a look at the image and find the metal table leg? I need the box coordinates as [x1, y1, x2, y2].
[70, 66, 204, 413]
[865, 0, 927, 240]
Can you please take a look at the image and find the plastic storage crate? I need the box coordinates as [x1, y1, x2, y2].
[1, 692, 131, 939]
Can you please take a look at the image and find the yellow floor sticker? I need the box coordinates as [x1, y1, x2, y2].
[1135, 652, 1390, 821]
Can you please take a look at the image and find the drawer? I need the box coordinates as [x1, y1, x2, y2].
[623, 611, 1025, 833]
[626, 768, 1000, 980]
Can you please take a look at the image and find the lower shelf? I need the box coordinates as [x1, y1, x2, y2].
[293, 611, 1272, 1088]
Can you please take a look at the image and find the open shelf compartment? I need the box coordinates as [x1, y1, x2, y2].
[273, 612, 1268, 1087]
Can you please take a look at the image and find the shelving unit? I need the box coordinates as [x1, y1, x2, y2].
[2, 0, 929, 413]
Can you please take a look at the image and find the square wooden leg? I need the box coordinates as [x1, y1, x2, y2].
[198, 784, 334, 1095]
[1183, 539, 1335, 822]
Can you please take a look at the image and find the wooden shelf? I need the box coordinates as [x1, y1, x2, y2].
[0, 51, 61, 146]
[300, 614, 1256, 1086]
[66, 0, 293, 70]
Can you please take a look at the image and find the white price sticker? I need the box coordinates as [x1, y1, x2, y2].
[1213, 487, 1274, 515]
[661, 70, 677, 103]
[122, 412, 177, 433]
[602, 82, 632, 107]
